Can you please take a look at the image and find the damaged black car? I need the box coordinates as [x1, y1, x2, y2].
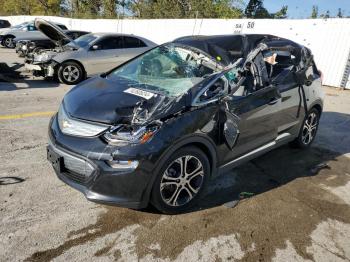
[47, 34, 324, 214]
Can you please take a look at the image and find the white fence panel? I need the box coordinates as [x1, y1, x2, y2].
[1, 16, 349, 88]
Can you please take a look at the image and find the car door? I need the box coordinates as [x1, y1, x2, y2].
[221, 80, 281, 164]
[118, 36, 151, 62]
[268, 51, 304, 135]
[85, 36, 124, 75]
[218, 49, 282, 165]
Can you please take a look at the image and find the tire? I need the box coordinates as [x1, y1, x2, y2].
[3, 36, 15, 48]
[151, 146, 210, 214]
[33, 47, 43, 53]
[291, 108, 320, 148]
[57, 61, 84, 85]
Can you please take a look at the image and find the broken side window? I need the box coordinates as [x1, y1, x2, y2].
[198, 75, 230, 102]
[264, 50, 296, 80]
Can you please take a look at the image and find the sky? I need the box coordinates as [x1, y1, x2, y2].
[262, 0, 349, 18]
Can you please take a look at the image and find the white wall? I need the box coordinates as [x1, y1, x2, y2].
[2, 16, 350, 89]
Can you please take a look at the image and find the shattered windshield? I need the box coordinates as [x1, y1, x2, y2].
[67, 33, 97, 48]
[107, 44, 222, 97]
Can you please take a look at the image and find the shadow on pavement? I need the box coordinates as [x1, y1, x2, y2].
[194, 145, 338, 212]
[315, 111, 350, 155]
[191, 111, 350, 212]
[0, 62, 60, 91]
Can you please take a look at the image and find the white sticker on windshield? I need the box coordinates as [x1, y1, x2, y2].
[124, 88, 155, 100]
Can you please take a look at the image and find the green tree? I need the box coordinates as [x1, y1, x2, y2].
[0, 0, 62, 15]
[244, 0, 264, 18]
[36, 0, 62, 15]
[311, 5, 318, 18]
[102, 0, 117, 17]
[245, 0, 289, 19]
[128, 0, 243, 19]
[320, 10, 330, 18]
[273, 5, 287, 19]
[337, 8, 343, 18]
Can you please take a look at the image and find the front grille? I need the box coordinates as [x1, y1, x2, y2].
[63, 153, 94, 177]
[62, 153, 95, 185]
[49, 142, 96, 185]
[62, 170, 87, 184]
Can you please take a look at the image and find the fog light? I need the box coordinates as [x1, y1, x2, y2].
[107, 160, 139, 171]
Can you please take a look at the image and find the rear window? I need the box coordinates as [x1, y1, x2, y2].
[97, 37, 123, 50]
[57, 24, 68, 30]
[0, 20, 10, 26]
[124, 36, 147, 48]
[66, 31, 88, 40]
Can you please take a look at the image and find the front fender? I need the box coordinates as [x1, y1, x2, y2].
[51, 50, 81, 64]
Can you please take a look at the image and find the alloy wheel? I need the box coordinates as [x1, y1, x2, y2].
[5, 37, 14, 48]
[160, 155, 204, 207]
[301, 112, 318, 145]
[62, 65, 80, 83]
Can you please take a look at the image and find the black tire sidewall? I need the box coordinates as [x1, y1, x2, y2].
[33, 47, 43, 53]
[151, 146, 210, 214]
[4, 36, 14, 48]
[295, 108, 320, 148]
[58, 61, 84, 85]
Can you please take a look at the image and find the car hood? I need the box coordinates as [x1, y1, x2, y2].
[63, 77, 187, 125]
[34, 18, 72, 47]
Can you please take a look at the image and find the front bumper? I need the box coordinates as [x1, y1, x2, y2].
[47, 115, 157, 209]
[25, 62, 55, 77]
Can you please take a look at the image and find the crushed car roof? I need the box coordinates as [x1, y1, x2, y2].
[173, 34, 305, 66]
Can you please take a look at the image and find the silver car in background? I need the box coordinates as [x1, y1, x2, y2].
[0, 20, 67, 48]
[27, 19, 157, 85]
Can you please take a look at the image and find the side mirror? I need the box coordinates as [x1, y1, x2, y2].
[294, 69, 313, 86]
[193, 77, 227, 106]
[203, 78, 226, 100]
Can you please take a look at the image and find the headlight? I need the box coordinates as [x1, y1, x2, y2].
[21, 45, 27, 51]
[57, 104, 109, 137]
[103, 125, 158, 145]
[34, 52, 55, 62]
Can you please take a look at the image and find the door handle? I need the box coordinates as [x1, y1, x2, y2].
[268, 97, 279, 105]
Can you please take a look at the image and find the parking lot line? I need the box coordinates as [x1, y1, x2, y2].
[0, 111, 55, 120]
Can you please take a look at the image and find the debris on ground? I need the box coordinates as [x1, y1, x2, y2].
[239, 192, 255, 199]
[311, 162, 330, 174]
